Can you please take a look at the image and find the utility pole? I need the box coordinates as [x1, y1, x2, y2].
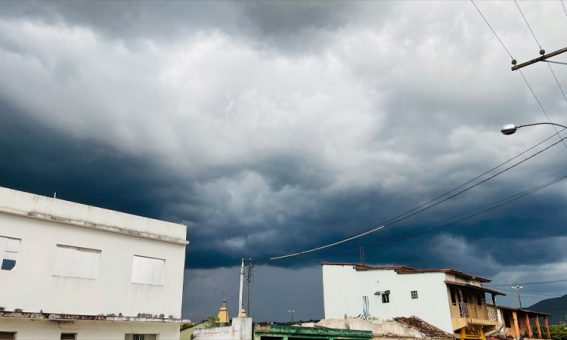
[288, 309, 295, 323]
[512, 285, 523, 308]
[238, 258, 246, 317]
[511, 47, 567, 71]
[246, 258, 253, 316]
[359, 246, 365, 265]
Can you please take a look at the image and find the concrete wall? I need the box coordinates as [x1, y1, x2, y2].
[0, 187, 187, 318]
[322, 265, 453, 333]
[193, 318, 253, 340]
[0, 318, 180, 340]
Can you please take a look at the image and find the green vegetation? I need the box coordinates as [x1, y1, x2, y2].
[549, 325, 567, 340]
[203, 315, 220, 328]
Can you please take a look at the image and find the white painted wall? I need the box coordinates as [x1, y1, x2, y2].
[322, 264, 453, 333]
[0, 187, 187, 319]
[0, 318, 180, 340]
[192, 318, 253, 340]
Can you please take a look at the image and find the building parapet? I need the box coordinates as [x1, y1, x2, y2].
[0, 310, 189, 324]
[0, 186, 187, 245]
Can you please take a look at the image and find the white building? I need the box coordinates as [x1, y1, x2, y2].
[0, 186, 188, 340]
[322, 263, 503, 340]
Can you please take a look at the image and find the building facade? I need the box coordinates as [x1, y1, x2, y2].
[494, 306, 551, 340]
[0, 187, 188, 340]
[322, 263, 503, 340]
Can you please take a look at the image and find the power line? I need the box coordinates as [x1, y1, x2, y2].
[510, 2, 567, 149]
[547, 63, 567, 104]
[263, 164, 567, 265]
[470, 0, 515, 60]
[264, 134, 567, 262]
[269, 224, 386, 261]
[489, 278, 567, 287]
[514, 0, 543, 51]
[562, 0, 567, 17]
[334, 172, 567, 256]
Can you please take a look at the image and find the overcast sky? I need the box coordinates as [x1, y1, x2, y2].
[1, 1, 566, 322]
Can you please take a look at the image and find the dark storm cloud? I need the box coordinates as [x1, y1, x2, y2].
[0, 101, 173, 219]
[1, 0, 567, 321]
[0, 0, 366, 54]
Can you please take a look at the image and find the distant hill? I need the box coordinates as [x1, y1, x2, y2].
[529, 294, 567, 324]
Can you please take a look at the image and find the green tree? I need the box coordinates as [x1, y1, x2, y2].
[549, 325, 567, 340]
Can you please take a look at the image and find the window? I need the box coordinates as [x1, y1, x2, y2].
[477, 293, 483, 306]
[411, 290, 418, 299]
[0, 332, 16, 340]
[131, 255, 164, 285]
[382, 291, 390, 303]
[125, 334, 157, 340]
[53, 244, 101, 279]
[450, 287, 457, 305]
[61, 333, 77, 340]
[0, 236, 21, 271]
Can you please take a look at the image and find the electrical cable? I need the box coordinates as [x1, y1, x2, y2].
[544, 60, 567, 66]
[260, 166, 567, 265]
[327, 172, 567, 257]
[264, 134, 567, 262]
[470, 0, 515, 60]
[547, 63, 567, 104]
[514, 0, 543, 50]
[511, 2, 567, 150]
[563, 0, 567, 17]
[489, 278, 567, 287]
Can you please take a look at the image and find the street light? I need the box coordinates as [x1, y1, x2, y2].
[288, 309, 295, 323]
[501, 122, 567, 135]
[512, 286, 523, 308]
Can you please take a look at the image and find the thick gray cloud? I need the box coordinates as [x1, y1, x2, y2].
[1, 0, 567, 321]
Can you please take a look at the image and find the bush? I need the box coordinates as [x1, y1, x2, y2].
[549, 325, 567, 340]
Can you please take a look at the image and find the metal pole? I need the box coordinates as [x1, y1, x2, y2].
[288, 309, 295, 323]
[512, 286, 523, 308]
[238, 258, 245, 317]
[517, 122, 567, 130]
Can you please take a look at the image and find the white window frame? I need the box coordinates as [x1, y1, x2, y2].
[131, 255, 165, 286]
[0, 236, 21, 271]
[53, 244, 101, 280]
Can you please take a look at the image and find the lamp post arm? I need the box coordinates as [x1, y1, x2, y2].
[517, 122, 567, 130]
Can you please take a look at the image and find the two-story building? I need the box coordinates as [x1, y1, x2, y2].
[322, 263, 504, 340]
[0, 186, 188, 340]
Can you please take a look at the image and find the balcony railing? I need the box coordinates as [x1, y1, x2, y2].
[457, 303, 499, 322]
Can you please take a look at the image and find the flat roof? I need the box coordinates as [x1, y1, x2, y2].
[0, 186, 187, 245]
[322, 262, 491, 283]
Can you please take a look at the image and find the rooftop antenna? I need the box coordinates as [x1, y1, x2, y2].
[359, 246, 365, 265]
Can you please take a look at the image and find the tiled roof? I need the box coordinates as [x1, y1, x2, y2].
[393, 316, 454, 338]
